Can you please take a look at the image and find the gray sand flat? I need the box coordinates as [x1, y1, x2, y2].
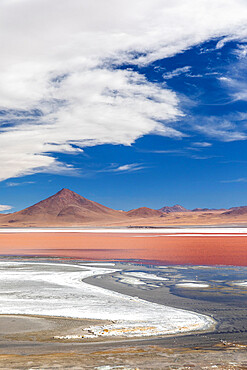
[0, 315, 55, 334]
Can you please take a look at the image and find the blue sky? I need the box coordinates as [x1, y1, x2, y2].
[1, 1, 247, 212]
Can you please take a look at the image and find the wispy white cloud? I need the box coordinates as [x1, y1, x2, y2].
[234, 44, 247, 59]
[139, 147, 215, 160]
[0, 204, 12, 212]
[189, 154, 216, 160]
[191, 142, 212, 147]
[221, 178, 247, 183]
[163, 66, 191, 79]
[6, 181, 35, 187]
[217, 75, 247, 102]
[147, 149, 185, 154]
[112, 163, 145, 173]
[194, 116, 247, 142]
[79, 163, 146, 177]
[217, 50, 247, 104]
[1, 0, 247, 180]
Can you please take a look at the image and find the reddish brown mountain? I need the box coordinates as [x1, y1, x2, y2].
[192, 208, 210, 212]
[2, 188, 124, 226]
[222, 206, 247, 217]
[126, 207, 163, 218]
[192, 208, 226, 212]
[159, 204, 189, 213]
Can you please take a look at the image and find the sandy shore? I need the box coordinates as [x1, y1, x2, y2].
[0, 313, 245, 369]
[0, 314, 112, 343]
[0, 342, 246, 369]
[0, 313, 215, 346]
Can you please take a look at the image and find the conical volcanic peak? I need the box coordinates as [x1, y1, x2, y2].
[56, 188, 78, 197]
[55, 188, 86, 199]
[3, 188, 124, 225]
[20, 188, 91, 216]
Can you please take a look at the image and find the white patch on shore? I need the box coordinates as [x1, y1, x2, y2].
[124, 272, 168, 281]
[0, 227, 247, 235]
[234, 281, 247, 287]
[0, 261, 214, 338]
[84, 263, 116, 267]
[176, 283, 210, 288]
[119, 277, 145, 285]
[117, 271, 168, 286]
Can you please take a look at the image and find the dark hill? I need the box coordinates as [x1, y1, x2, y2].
[159, 204, 189, 213]
[126, 207, 163, 218]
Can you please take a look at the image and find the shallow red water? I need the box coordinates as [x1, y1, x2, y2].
[0, 232, 246, 266]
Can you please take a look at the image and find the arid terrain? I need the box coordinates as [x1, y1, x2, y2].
[1, 188, 247, 227]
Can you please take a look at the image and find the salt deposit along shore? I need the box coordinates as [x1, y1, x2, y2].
[0, 261, 215, 339]
[1, 226, 247, 234]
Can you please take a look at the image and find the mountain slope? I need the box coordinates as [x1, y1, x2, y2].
[2, 188, 124, 225]
[159, 204, 189, 213]
[222, 206, 247, 217]
[126, 207, 163, 218]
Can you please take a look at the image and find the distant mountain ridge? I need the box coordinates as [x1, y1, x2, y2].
[0, 188, 246, 227]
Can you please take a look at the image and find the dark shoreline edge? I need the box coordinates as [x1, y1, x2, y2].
[83, 262, 247, 349]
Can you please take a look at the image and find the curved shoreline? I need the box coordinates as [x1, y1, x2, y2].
[0, 261, 215, 339]
[0, 312, 216, 343]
